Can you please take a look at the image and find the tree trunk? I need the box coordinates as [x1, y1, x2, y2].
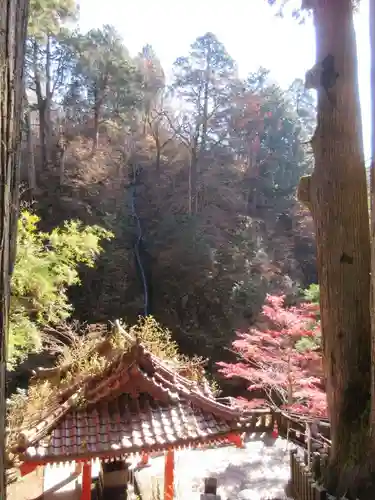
[33, 41, 48, 168]
[38, 100, 47, 167]
[24, 94, 36, 192]
[189, 146, 198, 215]
[155, 137, 161, 172]
[58, 142, 67, 186]
[200, 42, 211, 154]
[92, 100, 100, 155]
[369, 0, 375, 447]
[0, 2, 29, 498]
[298, 0, 372, 496]
[45, 34, 52, 166]
[92, 79, 107, 157]
[195, 46, 211, 215]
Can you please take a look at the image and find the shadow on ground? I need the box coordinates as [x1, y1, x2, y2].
[136, 433, 294, 500]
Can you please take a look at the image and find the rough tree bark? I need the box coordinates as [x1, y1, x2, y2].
[370, 0, 375, 449]
[0, 0, 29, 498]
[298, 0, 372, 496]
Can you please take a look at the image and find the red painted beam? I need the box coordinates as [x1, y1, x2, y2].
[20, 462, 38, 476]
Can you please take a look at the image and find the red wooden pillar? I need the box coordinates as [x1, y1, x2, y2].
[227, 432, 245, 448]
[81, 461, 92, 500]
[137, 452, 149, 467]
[164, 449, 174, 500]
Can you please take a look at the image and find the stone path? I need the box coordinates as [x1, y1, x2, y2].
[8, 468, 44, 500]
[135, 433, 294, 500]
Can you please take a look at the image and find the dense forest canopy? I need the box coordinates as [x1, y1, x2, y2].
[16, 0, 317, 368]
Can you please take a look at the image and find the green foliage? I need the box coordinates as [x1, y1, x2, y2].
[25, 0, 79, 122]
[28, 0, 78, 38]
[303, 283, 320, 304]
[241, 70, 314, 208]
[63, 25, 143, 123]
[295, 330, 321, 352]
[171, 31, 237, 148]
[172, 31, 236, 103]
[295, 283, 321, 351]
[8, 210, 113, 368]
[135, 44, 165, 116]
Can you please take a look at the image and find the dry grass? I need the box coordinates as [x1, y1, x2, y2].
[113, 317, 207, 383]
[6, 316, 209, 460]
[7, 382, 55, 432]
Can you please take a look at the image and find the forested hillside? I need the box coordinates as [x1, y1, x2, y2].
[19, 0, 317, 364]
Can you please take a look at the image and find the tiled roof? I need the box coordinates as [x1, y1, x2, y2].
[24, 394, 236, 462]
[17, 340, 254, 463]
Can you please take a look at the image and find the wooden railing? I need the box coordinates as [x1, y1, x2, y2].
[239, 408, 331, 452]
[241, 408, 274, 433]
[289, 449, 354, 500]
[275, 411, 331, 451]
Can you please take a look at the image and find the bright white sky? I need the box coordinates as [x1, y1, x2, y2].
[78, 0, 371, 161]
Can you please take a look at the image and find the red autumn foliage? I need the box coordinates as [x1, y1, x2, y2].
[230, 92, 265, 156]
[218, 294, 327, 418]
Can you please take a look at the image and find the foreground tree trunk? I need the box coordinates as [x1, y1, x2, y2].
[369, 0, 375, 450]
[298, 0, 372, 496]
[0, 1, 29, 498]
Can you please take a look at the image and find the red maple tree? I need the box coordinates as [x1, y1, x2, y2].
[218, 295, 327, 417]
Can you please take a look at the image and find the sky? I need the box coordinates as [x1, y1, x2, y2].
[78, 0, 371, 161]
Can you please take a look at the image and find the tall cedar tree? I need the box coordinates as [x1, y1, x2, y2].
[273, 0, 373, 496]
[0, 1, 30, 497]
[370, 0, 375, 448]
